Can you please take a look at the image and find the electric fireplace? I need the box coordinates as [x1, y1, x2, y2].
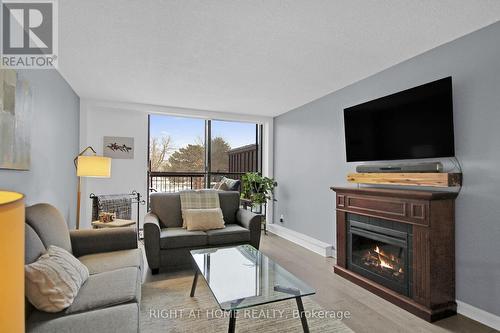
[331, 187, 457, 322]
[347, 215, 412, 296]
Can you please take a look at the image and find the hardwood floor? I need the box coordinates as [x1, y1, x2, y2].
[142, 233, 496, 333]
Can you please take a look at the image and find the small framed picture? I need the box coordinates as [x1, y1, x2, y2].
[103, 136, 134, 159]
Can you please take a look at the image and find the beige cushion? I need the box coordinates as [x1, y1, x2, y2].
[213, 181, 229, 191]
[184, 208, 226, 231]
[218, 182, 229, 191]
[180, 190, 221, 228]
[25, 245, 89, 313]
[212, 181, 223, 190]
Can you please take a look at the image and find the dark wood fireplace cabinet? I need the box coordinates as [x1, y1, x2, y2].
[331, 186, 458, 322]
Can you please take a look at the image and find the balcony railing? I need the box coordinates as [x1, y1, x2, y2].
[149, 171, 246, 193]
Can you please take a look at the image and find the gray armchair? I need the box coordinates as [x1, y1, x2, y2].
[25, 203, 142, 333]
[144, 191, 262, 274]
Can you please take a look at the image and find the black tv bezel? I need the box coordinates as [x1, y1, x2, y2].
[343, 77, 455, 163]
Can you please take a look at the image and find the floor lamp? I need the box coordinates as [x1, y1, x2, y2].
[0, 191, 24, 333]
[74, 146, 111, 229]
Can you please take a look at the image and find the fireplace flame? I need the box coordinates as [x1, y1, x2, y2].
[374, 246, 400, 272]
[361, 244, 404, 278]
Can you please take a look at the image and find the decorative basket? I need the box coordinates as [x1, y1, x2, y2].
[98, 212, 116, 223]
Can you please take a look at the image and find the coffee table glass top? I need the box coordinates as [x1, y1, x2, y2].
[190, 245, 315, 311]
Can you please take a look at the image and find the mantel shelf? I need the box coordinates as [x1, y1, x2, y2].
[347, 172, 462, 187]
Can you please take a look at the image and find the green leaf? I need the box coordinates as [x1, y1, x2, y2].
[241, 172, 277, 204]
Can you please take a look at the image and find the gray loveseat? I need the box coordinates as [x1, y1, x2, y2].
[25, 203, 143, 333]
[144, 191, 262, 273]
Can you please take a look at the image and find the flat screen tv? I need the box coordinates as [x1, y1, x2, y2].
[344, 77, 454, 162]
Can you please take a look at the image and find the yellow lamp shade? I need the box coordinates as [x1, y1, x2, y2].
[0, 191, 25, 333]
[77, 156, 111, 177]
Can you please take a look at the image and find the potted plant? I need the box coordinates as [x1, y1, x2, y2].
[241, 172, 277, 204]
[241, 172, 277, 233]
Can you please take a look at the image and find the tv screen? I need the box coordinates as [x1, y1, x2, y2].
[344, 77, 454, 162]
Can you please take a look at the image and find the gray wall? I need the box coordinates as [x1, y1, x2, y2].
[0, 70, 80, 228]
[274, 21, 500, 316]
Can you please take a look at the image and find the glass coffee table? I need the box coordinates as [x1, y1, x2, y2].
[190, 245, 315, 333]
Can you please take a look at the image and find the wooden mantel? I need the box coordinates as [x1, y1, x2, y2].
[346, 172, 462, 187]
[331, 186, 458, 322]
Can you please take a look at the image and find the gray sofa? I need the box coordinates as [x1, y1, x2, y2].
[144, 191, 262, 273]
[25, 203, 143, 333]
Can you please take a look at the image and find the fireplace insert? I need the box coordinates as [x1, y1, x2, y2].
[347, 214, 412, 296]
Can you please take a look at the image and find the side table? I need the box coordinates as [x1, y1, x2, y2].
[91, 219, 136, 229]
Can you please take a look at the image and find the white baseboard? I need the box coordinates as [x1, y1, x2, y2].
[457, 300, 500, 330]
[266, 223, 334, 258]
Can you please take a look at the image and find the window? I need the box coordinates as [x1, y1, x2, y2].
[148, 115, 261, 194]
[149, 114, 205, 172]
[210, 120, 258, 173]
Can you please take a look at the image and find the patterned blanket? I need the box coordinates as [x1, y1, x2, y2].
[91, 194, 132, 221]
[180, 190, 221, 228]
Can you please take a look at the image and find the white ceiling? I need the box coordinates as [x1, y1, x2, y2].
[59, 1, 500, 117]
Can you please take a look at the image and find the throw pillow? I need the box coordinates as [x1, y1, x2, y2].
[180, 190, 221, 228]
[217, 182, 229, 191]
[212, 181, 223, 190]
[213, 180, 229, 191]
[25, 245, 89, 313]
[221, 177, 239, 191]
[184, 208, 225, 231]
